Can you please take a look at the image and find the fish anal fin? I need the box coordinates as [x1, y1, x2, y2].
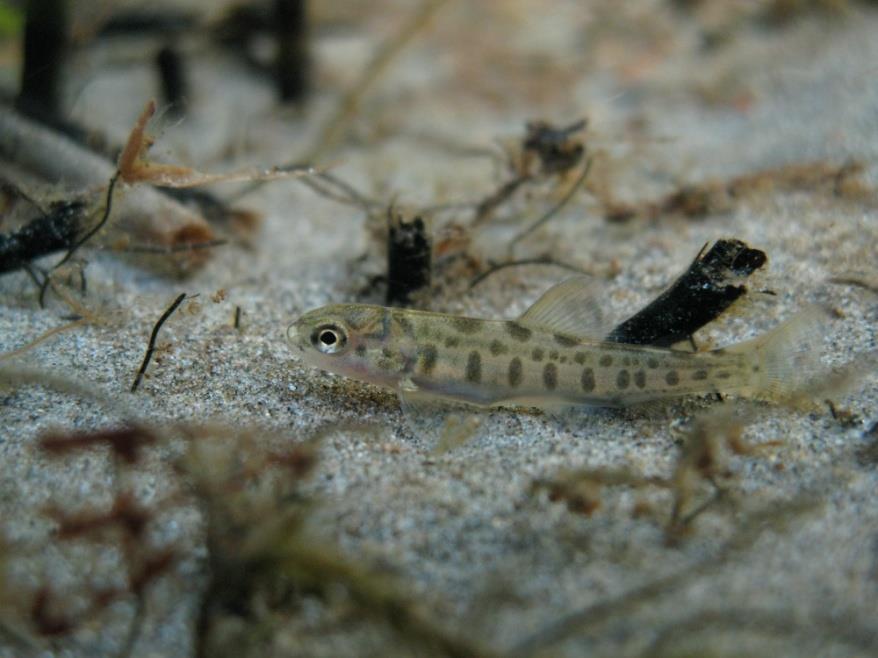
[518, 276, 614, 340]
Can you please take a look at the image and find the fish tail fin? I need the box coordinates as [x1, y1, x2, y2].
[727, 305, 829, 402]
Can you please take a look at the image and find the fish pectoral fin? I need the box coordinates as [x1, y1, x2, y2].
[518, 276, 616, 340]
[397, 379, 484, 452]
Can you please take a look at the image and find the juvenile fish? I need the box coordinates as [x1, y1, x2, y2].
[286, 278, 822, 410]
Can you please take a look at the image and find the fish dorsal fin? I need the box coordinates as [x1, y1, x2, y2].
[518, 277, 613, 340]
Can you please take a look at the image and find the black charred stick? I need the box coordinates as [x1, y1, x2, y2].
[0, 200, 86, 275]
[18, 0, 68, 119]
[156, 45, 188, 117]
[606, 239, 767, 347]
[275, 0, 310, 103]
[131, 293, 187, 393]
[386, 210, 431, 307]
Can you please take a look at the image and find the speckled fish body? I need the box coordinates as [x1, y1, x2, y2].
[287, 278, 817, 409]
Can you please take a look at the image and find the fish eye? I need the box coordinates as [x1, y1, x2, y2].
[311, 324, 347, 354]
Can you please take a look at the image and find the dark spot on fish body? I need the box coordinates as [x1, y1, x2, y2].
[692, 369, 709, 381]
[647, 357, 659, 369]
[395, 315, 415, 337]
[634, 370, 646, 389]
[466, 351, 482, 383]
[616, 370, 630, 389]
[508, 357, 523, 387]
[752, 365, 760, 373]
[531, 348, 544, 362]
[554, 333, 578, 347]
[560, 356, 568, 364]
[574, 352, 588, 365]
[581, 367, 595, 392]
[507, 322, 532, 342]
[543, 363, 558, 390]
[419, 344, 438, 374]
[444, 335, 460, 348]
[716, 371, 732, 380]
[666, 370, 680, 386]
[355, 345, 367, 357]
[451, 317, 482, 334]
[549, 350, 559, 361]
[600, 354, 613, 367]
[621, 356, 631, 367]
[382, 347, 393, 358]
[490, 339, 509, 356]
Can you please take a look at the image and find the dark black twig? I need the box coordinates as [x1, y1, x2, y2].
[131, 293, 187, 393]
[18, 0, 68, 119]
[55, 172, 120, 269]
[234, 306, 242, 330]
[0, 200, 85, 275]
[275, 0, 310, 103]
[828, 276, 878, 295]
[23, 263, 47, 290]
[469, 258, 590, 290]
[606, 239, 767, 347]
[472, 175, 532, 225]
[30, 173, 120, 307]
[510, 157, 592, 247]
[387, 210, 431, 306]
[156, 45, 188, 117]
[38, 271, 52, 308]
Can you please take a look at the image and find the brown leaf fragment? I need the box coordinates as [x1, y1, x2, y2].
[30, 588, 74, 637]
[119, 100, 318, 188]
[49, 492, 151, 540]
[39, 426, 157, 464]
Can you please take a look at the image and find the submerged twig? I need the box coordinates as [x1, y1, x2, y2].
[510, 157, 592, 248]
[119, 100, 318, 188]
[606, 239, 767, 347]
[54, 173, 119, 270]
[0, 318, 87, 362]
[828, 275, 878, 296]
[468, 257, 590, 290]
[130, 293, 187, 392]
[0, 199, 87, 275]
[0, 104, 215, 260]
[297, 171, 382, 212]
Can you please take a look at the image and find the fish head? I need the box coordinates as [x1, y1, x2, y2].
[287, 304, 403, 386]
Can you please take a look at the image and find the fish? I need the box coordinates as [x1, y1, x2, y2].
[286, 277, 824, 411]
